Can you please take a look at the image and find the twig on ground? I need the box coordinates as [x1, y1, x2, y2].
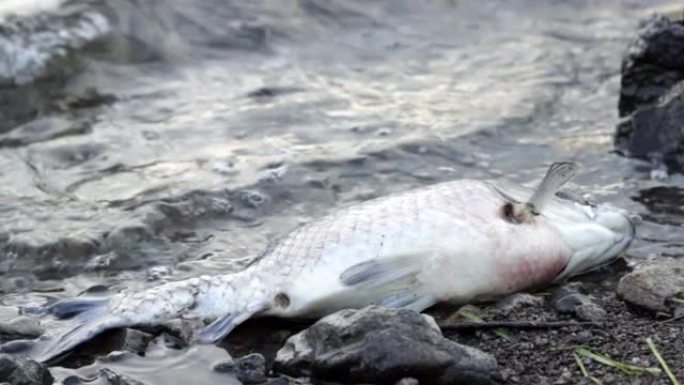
[439, 320, 605, 331]
[454, 309, 513, 341]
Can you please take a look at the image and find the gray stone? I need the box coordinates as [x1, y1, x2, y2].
[0, 317, 44, 343]
[61, 368, 144, 385]
[264, 378, 289, 385]
[617, 259, 684, 312]
[0, 354, 53, 385]
[121, 329, 154, 354]
[395, 378, 420, 385]
[574, 304, 607, 322]
[553, 293, 590, 314]
[274, 306, 498, 385]
[495, 293, 543, 314]
[552, 285, 606, 321]
[213, 353, 266, 384]
[159, 318, 204, 345]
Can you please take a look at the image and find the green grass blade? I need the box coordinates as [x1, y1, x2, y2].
[574, 347, 661, 376]
[573, 352, 603, 385]
[457, 309, 513, 341]
[646, 337, 681, 385]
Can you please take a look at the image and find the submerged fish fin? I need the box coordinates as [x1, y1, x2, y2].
[196, 301, 267, 344]
[35, 299, 121, 363]
[378, 291, 436, 312]
[528, 162, 579, 214]
[47, 297, 109, 319]
[340, 252, 425, 288]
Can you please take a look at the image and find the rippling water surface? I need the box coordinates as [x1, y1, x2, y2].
[0, 0, 682, 381]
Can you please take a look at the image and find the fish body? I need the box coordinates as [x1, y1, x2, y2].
[33, 165, 635, 362]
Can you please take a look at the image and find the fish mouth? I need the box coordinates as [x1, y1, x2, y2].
[554, 210, 636, 281]
[595, 212, 636, 261]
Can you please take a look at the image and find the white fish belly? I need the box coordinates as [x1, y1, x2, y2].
[255, 180, 572, 317]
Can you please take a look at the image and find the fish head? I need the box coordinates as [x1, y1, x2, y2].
[492, 180, 636, 280]
[548, 201, 636, 280]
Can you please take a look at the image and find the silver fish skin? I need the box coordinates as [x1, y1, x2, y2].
[34, 176, 635, 362]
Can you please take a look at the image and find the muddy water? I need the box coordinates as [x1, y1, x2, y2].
[0, 0, 682, 382]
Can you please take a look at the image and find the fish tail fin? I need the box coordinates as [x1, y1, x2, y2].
[35, 272, 270, 361]
[36, 298, 123, 363]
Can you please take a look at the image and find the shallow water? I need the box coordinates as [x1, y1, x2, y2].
[0, 0, 683, 382]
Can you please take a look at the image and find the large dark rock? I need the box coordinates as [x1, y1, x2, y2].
[616, 81, 684, 169]
[616, 14, 684, 170]
[0, 354, 53, 385]
[274, 306, 499, 385]
[618, 14, 684, 117]
[617, 259, 684, 313]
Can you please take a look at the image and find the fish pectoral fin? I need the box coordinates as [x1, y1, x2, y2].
[195, 301, 266, 344]
[339, 251, 427, 288]
[378, 291, 436, 312]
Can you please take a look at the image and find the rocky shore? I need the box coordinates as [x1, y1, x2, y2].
[1, 257, 683, 385]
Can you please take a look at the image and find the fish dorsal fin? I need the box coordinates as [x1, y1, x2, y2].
[501, 162, 579, 224]
[528, 161, 579, 214]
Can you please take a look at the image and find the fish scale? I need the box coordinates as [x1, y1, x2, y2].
[32, 166, 635, 363]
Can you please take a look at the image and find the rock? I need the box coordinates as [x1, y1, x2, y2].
[616, 81, 684, 170]
[264, 378, 289, 385]
[553, 293, 588, 314]
[61, 368, 144, 385]
[617, 259, 684, 312]
[552, 285, 606, 321]
[120, 329, 154, 354]
[618, 15, 684, 117]
[212, 353, 267, 384]
[574, 304, 607, 322]
[159, 319, 204, 345]
[395, 378, 420, 385]
[0, 317, 44, 343]
[616, 15, 684, 169]
[263, 377, 310, 385]
[274, 306, 498, 385]
[552, 282, 585, 299]
[495, 293, 543, 314]
[0, 354, 53, 385]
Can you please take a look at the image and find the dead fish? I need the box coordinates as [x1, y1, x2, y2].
[33, 162, 635, 362]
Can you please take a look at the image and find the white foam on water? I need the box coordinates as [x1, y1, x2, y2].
[0, 0, 62, 20]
